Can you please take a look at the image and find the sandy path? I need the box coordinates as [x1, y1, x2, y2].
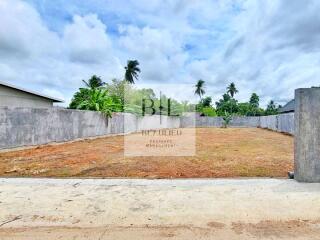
[1, 178, 320, 239]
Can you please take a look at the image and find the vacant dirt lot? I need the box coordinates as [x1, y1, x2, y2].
[0, 128, 293, 178]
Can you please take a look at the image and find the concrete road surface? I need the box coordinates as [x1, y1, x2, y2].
[1, 178, 320, 239]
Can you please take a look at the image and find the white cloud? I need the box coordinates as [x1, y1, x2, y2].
[0, 0, 60, 58]
[173, 0, 320, 106]
[119, 25, 188, 82]
[1, 0, 320, 108]
[0, 0, 123, 106]
[63, 14, 113, 64]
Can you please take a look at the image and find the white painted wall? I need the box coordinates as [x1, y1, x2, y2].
[0, 85, 54, 108]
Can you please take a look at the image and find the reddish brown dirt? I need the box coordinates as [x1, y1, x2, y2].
[2, 220, 320, 240]
[0, 128, 293, 178]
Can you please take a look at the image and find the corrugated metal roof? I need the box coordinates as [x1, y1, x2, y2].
[0, 81, 64, 102]
[279, 99, 294, 113]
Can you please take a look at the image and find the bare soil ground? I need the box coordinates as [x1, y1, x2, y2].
[0, 128, 293, 178]
[1, 178, 320, 240]
[2, 222, 320, 240]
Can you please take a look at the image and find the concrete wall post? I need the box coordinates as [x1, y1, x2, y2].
[295, 88, 320, 182]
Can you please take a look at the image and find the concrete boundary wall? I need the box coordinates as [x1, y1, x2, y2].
[277, 113, 295, 134]
[193, 116, 260, 128]
[0, 107, 111, 149]
[0, 107, 294, 149]
[259, 113, 294, 135]
[0, 108, 185, 149]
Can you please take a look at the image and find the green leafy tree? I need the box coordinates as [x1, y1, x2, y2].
[181, 101, 195, 112]
[75, 88, 122, 117]
[200, 96, 212, 107]
[237, 102, 251, 116]
[196, 96, 217, 116]
[123, 86, 157, 114]
[194, 79, 205, 100]
[215, 93, 238, 115]
[70, 75, 108, 109]
[123, 86, 195, 116]
[69, 88, 90, 109]
[227, 82, 238, 98]
[201, 107, 217, 117]
[69, 76, 122, 116]
[125, 60, 140, 84]
[105, 79, 128, 111]
[219, 93, 231, 103]
[235, 93, 262, 116]
[196, 96, 212, 110]
[249, 93, 259, 108]
[265, 100, 279, 115]
[82, 75, 105, 89]
[237, 102, 264, 116]
[70, 73, 195, 117]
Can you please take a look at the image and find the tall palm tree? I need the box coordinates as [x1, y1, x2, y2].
[82, 75, 105, 89]
[194, 79, 205, 100]
[227, 82, 238, 98]
[124, 60, 140, 84]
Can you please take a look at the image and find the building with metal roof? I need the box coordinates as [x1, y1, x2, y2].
[0, 81, 64, 108]
[279, 99, 295, 113]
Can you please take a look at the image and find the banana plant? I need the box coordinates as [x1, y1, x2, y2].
[76, 88, 122, 117]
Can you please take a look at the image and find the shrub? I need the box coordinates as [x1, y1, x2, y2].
[222, 112, 232, 128]
[201, 107, 217, 116]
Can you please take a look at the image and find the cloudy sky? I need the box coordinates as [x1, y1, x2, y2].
[0, 0, 319, 107]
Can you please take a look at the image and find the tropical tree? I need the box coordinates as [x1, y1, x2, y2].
[196, 96, 216, 116]
[249, 93, 259, 108]
[265, 100, 279, 115]
[69, 88, 91, 109]
[237, 102, 251, 116]
[199, 96, 212, 108]
[236, 102, 263, 116]
[82, 75, 105, 89]
[215, 93, 238, 115]
[74, 88, 122, 117]
[201, 107, 217, 117]
[69, 75, 106, 110]
[196, 96, 211, 111]
[194, 79, 205, 100]
[69, 76, 122, 116]
[227, 82, 238, 98]
[105, 79, 128, 111]
[125, 60, 140, 84]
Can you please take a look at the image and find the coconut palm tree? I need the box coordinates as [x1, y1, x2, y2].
[194, 79, 205, 100]
[227, 82, 238, 98]
[82, 75, 105, 89]
[124, 60, 140, 84]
